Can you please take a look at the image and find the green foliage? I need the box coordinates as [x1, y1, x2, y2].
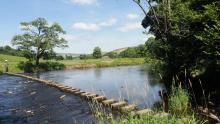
[38, 62, 65, 71]
[99, 86, 205, 124]
[55, 55, 64, 60]
[17, 61, 35, 73]
[0, 45, 23, 57]
[17, 61, 65, 72]
[11, 18, 68, 65]
[108, 112, 201, 124]
[61, 58, 145, 69]
[119, 47, 137, 58]
[105, 52, 118, 58]
[93, 47, 102, 59]
[65, 55, 73, 60]
[169, 87, 189, 116]
[79, 54, 93, 60]
[43, 51, 56, 60]
[118, 45, 147, 58]
[134, 0, 220, 89]
[0, 54, 26, 73]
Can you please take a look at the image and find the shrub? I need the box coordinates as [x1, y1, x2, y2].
[169, 87, 189, 116]
[17, 61, 65, 72]
[17, 61, 35, 73]
[38, 62, 65, 71]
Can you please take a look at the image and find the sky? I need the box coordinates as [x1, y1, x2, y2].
[0, 0, 152, 54]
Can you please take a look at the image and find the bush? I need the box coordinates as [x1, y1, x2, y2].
[17, 61, 35, 73]
[38, 62, 65, 71]
[17, 61, 65, 72]
[169, 87, 189, 116]
[0, 70, 3, 75]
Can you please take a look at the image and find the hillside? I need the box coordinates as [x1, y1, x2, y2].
[110, 47, 128, 54]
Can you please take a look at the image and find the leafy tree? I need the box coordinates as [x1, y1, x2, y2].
[43, 50, 56, 60]
[133, 0, 220, 94]
[93, 47, 102, 59]
[79, 54, 87, 60]
[0, 45, 23, 56]
[134, 0, 220, 76]
[11, 18, 68, 66]
[105, 51, 118, 58]
[65, 55, 73, 60]
[55, 55, 64, 61]
[119, 47, 137, 58]
[136, 44, 147, 57]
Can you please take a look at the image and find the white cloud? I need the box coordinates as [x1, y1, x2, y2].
[69, 0, 98, 5]
[72, 17, 117, 31]
[99, 17, 117, 26]
[72, 22, 100, 31]
[127, 13, 139, 20]
[60, 34, 78, 41]
[118, 22, 142, 32]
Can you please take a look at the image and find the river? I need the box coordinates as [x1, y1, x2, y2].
[38, 65, 165, 108]
[0, 65, 165, 124]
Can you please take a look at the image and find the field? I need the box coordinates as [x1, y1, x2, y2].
[0, 54, 27, 73]
[61, 58, 145, 69]
[0, 54, 145, 73]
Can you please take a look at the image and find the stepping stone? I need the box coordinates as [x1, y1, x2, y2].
[81, 92, 91, 97]
[136, 109, 152, 115]
[121, 104, 138, 112]
[92, 96, 107, 102]
[66, 89, 80, 93]
[75, 91, 85, 95]
[102, 99, 116, 106]
[86, 93, 98, 99]
[111, 101, 127, 109]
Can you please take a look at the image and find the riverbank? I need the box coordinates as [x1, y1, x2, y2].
[61, 58, 145, 70]
[0, 54, 145, 73]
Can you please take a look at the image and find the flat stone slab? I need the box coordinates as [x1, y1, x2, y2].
[66, 89, 80, 93]
[136, 109, 152, 115]
[92, 96, 106, 102]
[81, 92, 91, 97]
[121, 104, 138, 112]
[75, 91, 85, 95]
[102, 99, 116, 106]
[86, 93, 98, 99]
[111, 101, 127, 109]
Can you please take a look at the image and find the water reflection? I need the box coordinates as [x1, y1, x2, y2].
[39, 65, 165, 108]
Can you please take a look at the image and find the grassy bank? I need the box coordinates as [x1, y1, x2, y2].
[61, 58, 145, 69]
[98, 87, 206, 124]
[0, 54, 145, 73]
[0, 54, 26, 73]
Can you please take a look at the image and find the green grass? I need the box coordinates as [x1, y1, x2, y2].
[59, 58, 145, 69]
[108, 112, 202, 124]
[169, 87, 189, 116]
[0, 54, 27, 73]
[98, 87, 206, 124]
[0, 54, 145, 73]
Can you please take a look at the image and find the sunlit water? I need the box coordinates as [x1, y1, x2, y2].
[0, 75, 96, 124]
[38, 65, 165, 108]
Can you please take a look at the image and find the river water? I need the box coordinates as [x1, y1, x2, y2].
[0, 65, 165, 124]
[38, 65, 165, 108]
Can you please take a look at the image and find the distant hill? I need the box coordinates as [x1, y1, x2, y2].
[57, 46, 137, 57]
[110, 47, 128, 54]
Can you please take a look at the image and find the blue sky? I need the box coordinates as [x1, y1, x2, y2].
[0, 0, 151, 53]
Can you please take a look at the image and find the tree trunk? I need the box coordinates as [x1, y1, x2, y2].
[35, 55, 40, 66]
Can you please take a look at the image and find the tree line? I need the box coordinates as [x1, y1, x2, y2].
[133, 0, 220, 103]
